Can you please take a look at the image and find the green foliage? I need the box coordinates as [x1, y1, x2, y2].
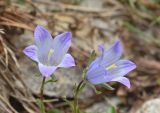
[36, 99, 46, 113]
[150, 0, 160, 3]
[151, 16, 160, 25]
[156, 79, 160, 86]
[47, 109, 61, 113]
[51, 0, 83, 5]
[87, 82, 114, 95]
[106, 106, 117, 113]
[45, 75, 57, 84]
[88, 50, 97, 65]
[79, 82, 86, 93]
[35, 73, 41, 78]
[62, 96, 73, 110]
[87, 82, 102, 94]
[124, 22, 160, 47]
[82, 50, 97, 78]
[84, 106, 117, 113]
[99, 83, 114, 91]
[17, 0, 26, 4]
[82, 67, 88, 78]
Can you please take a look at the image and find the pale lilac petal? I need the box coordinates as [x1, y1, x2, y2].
[98, 44, 105, 53]
[23, 45, 38, 62]
[86, 66, 112, 84]
[58, 54, 75, 68]
[88, 56, 102, 72]
[34, 25, 52, 47]
[87, 70, 111, 85]
[100, 41, 123, 67]
[109, 60, 136, 78]
[34, 25, 53, 64]
[87, 65, 104, 79]
[38, 63, 57, 77]
[112, 77, 131, 88]
[50, 32, 72, 65]
[87, 44, 105, 70]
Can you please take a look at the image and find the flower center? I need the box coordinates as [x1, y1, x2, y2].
[106, 64, 117, 71]
[48, 49, 54, 61]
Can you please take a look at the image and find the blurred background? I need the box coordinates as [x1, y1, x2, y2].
[0, 0, 160, 113]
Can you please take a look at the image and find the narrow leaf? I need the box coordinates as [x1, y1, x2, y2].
[36, 99, 46, 113]
[87, 82, 102, 94]
[99, 83, 114, 91]
[47, 109, 61, 113]
[106, 106, 116, 113]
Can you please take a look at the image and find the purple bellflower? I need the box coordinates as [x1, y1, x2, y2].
[23, 25, 75, 77]
[86, 41, 136, 88]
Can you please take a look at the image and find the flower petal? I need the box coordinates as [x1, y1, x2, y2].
[86, 66, 112, 85]
[109, 60, 136, 78]
[38, 63, 57, 77]
[58, 53, 75, 68]
[87, 56, 102, 73]
[112, 77, 131, 88]
[100, 41, 123, 67]
[34, 25, 52, 47]
[34, 25, 53, 64]
[98, 44, 105, 53]
[23, 45, 38, 62]
[50, 32, 72, 65]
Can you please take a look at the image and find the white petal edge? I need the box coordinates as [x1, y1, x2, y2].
[58, 53, 75, 68]
[112, 77, 131, 88]
[100, 41, 123, 67]
[38, 63, 57, 77]
[109, 60, 136, 78]
[23, 45, 38, 62]
[50, 32, 72, 65]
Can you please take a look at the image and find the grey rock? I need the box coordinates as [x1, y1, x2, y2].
[136, 98, 160, 113]
[85, 97, 120, 113]
[80, 0, 105, 10]
[19, 57, 93, 98]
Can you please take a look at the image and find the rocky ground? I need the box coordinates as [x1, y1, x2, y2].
[0, 0, 160, 113]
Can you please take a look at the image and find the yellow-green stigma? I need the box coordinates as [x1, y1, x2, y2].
[48, 49, 54, 60]
[106, 64, 117, 71]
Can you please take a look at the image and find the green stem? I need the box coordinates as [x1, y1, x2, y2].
[40, 77, 46, 113]
[40, 77, 46, 100]
[73, 80, 85, 113]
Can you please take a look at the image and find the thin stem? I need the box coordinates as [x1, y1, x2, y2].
[73, 80, 85, 113]
[40, 77, 46, 113]
[40, 77, 46, 100]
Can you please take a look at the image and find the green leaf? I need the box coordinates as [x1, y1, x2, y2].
[77, 108, 81, 113]
[35, 73, 41, 78]
[18, 0, 26, 4]
[82, 67, 88, 78]
[99, 84, 114, 91]
[78, 82, 86, 93]
[36, 99, 46, 113]
[82, 50, 97, 78]
[45, 75, 57, 84]
[47, 109, 61, 113]
[62, 97, 74, 112]
[87, 83, 102, 94]
[106, 106, 116, 113]
[151, 16, 160, 25]
[124, 22, 160, 47]
[156, 79, 160, 86]
[88, 50, 96, 65]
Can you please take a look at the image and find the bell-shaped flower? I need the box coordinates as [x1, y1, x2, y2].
[86, 41, 136, 88]
[23, 25, 75, 77]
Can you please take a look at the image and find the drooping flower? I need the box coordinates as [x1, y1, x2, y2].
[86, 41, 136, 88]
[23, 25, 75, 77]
